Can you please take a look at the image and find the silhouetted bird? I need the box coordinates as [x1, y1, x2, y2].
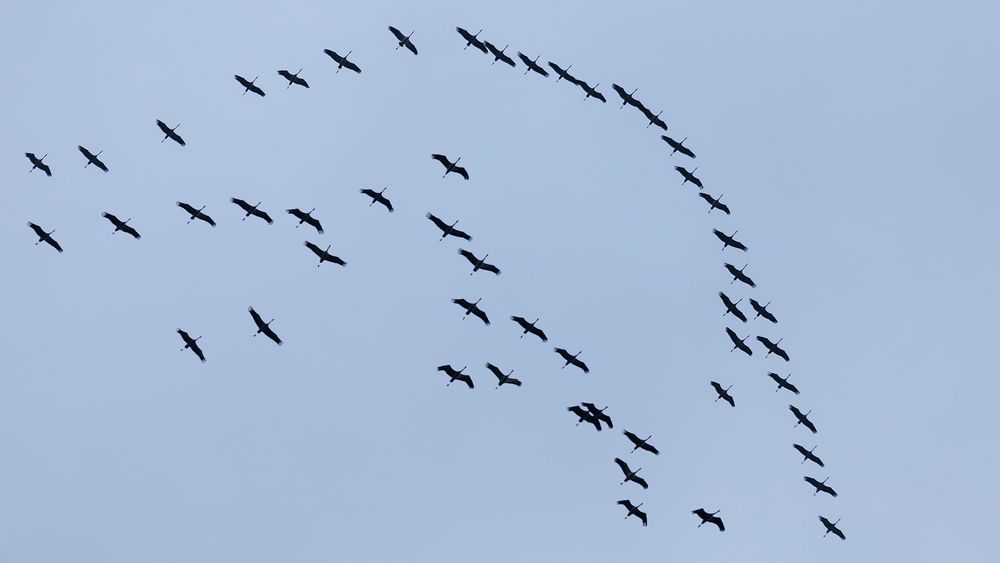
[794, 444, 824, 467]
[618, 500, 648, 526]
[25, 153, 51, 176]
[611, 84, 642, 110]
[437, 365, 473, 388]
[486, 362, 521, 388]
[304, 242, 346, 267]
[277, 69, 309, 88]
[231, 198, 273, 224]
[661, 135, 695, 158]
[750, 299, 777, 323]
[510, 316, 547, 341]
[578, 80, 606, 103]
[757, 336, 789, 361]
[581, 402, 613, 428]
[360, 188, 393, 212]
[177, 202, 216, 226]
[453, 298, 489, 325]
[692, 508, 725, 531]
[324, 49, 362, 73]
[27, 222, 62, 252]
[614, 458, 648, 489]
[426, 213, 471, 241]
[567, 405, 602, 431]
[78, 146, 108, 172]
[804, 476, 838, 497]
[719, 292, 747, 322]
[102, 212, 140, 239]
[156, 120, 185, 146]
[456, 27, 487, 53]
[286, 208, 323, 233]
[768, 372, 800, 394]
[714, 229, 748, 251]
[790, 405, 817, 433]
[177, 329, 205, 362]
[725, 263, 756, 287]
[248, 306, 282, 345]
[547, 62, 581, 86]
[711, 381, 735, 407]
[431, 154, 469, 180]
[235, 75, 265, 96]
[819, 516, 846, 540]
[623, 431, 659, 455]
[554, 348, 589, 373]
[484, 41, 516, 67]
[726, 327, 753, 356]
[458, 249, 500, 275]
[698, 193, 730, 214]
[640, 106, 668, 130]
[388, 26, 418, 55]
[675, 166, 702, 189]
[517, 53, 548, 76]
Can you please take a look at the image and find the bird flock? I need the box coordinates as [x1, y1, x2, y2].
[20, 23, 846, 541]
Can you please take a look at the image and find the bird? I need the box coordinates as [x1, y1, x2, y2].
[231, 198, 273, 224]
[510, 316, 547, 341]
[623, 431, 659, 455]
[547, 62, 581, 86]
[790, 405, 817, 433]
[484, 42, 516, 67]
[486, 362, 521, 388]
[711, 381, 735, 407]
[234, 75, 265, 96]
[581, 402, 613, 429]
[661, 135, 695, 158]
[611, 84, 643, 110]
[767, 372, 800, 394]
[749, 299, 777, 323]
[567, 405, 602, 431]
[578, 80, 606, 103]
[248, 306, 282, 345]
[25, 153, 52, 176]
[102, 212, 140, 239]
[617, 500, 648, 526]
[698, 193, 729, 214]
[517, 53, 548, 76]
[639, 106, 668, 130]
[692, 508, 725, 531]
[794, 444, 824, 467]
[304, 242, 346, 267]
[453, 298, 489, 325]
[819, 516, 846, 540]
[277, 69, 309, 88]
[804, 476, 838, 498]
[286, 208, 323, 233]
[27, 222, 62, 252]
[360, 188, 393, 212]
[426, 213, 471, 241]
[177, 202, 216, 226]
[388, 26, 418, 55]
[719, 292, 747, 322]
[323, 49, 362, 73]
[614, 458, 648, 489]
[156, 120, 185, 146]
[757, 336, 789, 361]
[725, 327, 753, 356]
[554, 348, 589, 373]
[714, 229, 748, 251]
[458, 249, 501, 275]
[675, 166, 703, 189]
[724, 263, 756, 288]
[78, 145, 108, 172]
[431, 154, 469, 180]
[456, 27, 487, 53]
[437, 365, 473, 389]
[177, 329, 205, 362]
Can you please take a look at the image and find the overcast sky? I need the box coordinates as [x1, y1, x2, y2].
[2, 1, 998, 562]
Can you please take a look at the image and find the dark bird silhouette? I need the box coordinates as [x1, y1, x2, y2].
[724, 263, 756, 287]
[456, 27, 487, 53]
[484, 42, 516, 67]
[577, 80, 606, 103]
[711, 381, 735, 407]
[102, 212, 140, 239]
[304, 241, 346, 267]
[286, 208, 323, 233]
[639, 106, 668, 130]
[819, 516, 846, 540]
[510, 316, 547, 341]
[725, 327, 753, 356]
[324, 49, 362, 73]
[431, 154, 469, 180]
[618, 500, 648, 526]
[78, 146, 108, 172]
[805, 476, 838, 498]
[458, 249, 500, 276]
[547, 62, 581, 86]
[757, 336, 790, 361]
[698, 193, 729, 214]
[156, 120, 185, 146]
[486, 362, 521, 388]
[388, 26, 418, 55]
[426, 213, 471, 241]
[567, 405, 602, 431]
[611, 84, 643, 110]
[517, 53, 548, 76]
[231, 198, 273, 224]
[623, 431, 659, 455]
[27, 222, 62, 252]
[554, 348, 589, 373]
[794, 444, 824, 467]
[25, 153, 52, 176]
[692, 508, 725, 531]
[719, 292, 747, 322]
[714, 229, 748, 251]
[661, 135, 695, 158]
[177, 329, 205, 362]
[581, 402, 613, 429]
[437, 364, 473, 389]
[234, 75, 265, 96]
[790, 405, 817, 433]
[750, 299, 777, 323]
[177, 202, 216, 226]
[248, 306, 282, 345]
[675, 166, 703, 189]
[277, 69, 309, 88]
[453, 298, 489, 325]
[360, 188, 393, 212]
[614, 458, 648, 489]
[768, 372, 800, 395]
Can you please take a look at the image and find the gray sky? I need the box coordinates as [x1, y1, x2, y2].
[2, 1, 998, 561]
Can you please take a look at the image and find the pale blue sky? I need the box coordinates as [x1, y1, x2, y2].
[2, 1, 998, 561]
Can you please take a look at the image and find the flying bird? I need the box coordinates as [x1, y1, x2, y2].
[711, 381, 735, 407]
[431, 154, 469, 180]
[661, 135, 695, 158]
[437, 365, 473, 389]
[78, 146, 108, 172]
[360, 188, 393, 212]
[640, 106, 668, 130]
[725, 327, 753, 356]
[819, 516, 846, 540]
[768, 372, 800, 394]
[177, 329, 205, 362]
[750, 299, 777, 323]
[757, 336, 789, 361]
[692, 508, 725, 531]
[719, 292, 747, 322]
[286, 208, 323, 233]
[102, 212, 140, 239]
[484, 42, 516, 67]
[790, 405, 817, 433]
[567, 405, 602, 431]
[234, 75, 265, 96]
[623, 431, 659, 455]
[698, 193, 730, 214]
[27, 222, 62, 252]
[547, 62, 581, 86]
[517, 53, 548, 76]
[724, 263, 756, 287]
[277, 69, 309, 88]
[611, 84, 643, 110]
[426, 213, 471, 241]
[453, 298, 489, 325]
[156, 120, 185, 146]
[177, 202, 216, 226]
[231, 198, 273, 224]
[486, 362, 521, 388]
[614, 458, 648, 489]
[714, 229, 748, 251]
[794, 444, 824, 467]
[388, 26, 418, 55]
[581, 403, 613, 429]
[324, 49, 362, 73]
[510, 316, 547, 341]
[617, 500, 647, 526]
[25, 153, 52, 176]
[675, 166, 703, 189]
[554, 348, 589, 373]
[804, 476, 838, 498]
[248, 306, 282, 345]
[304, 241, 346, 267]
[578, 80, 606, 103]
[458, 249, 500, 276]
[456, 27, 487, 53]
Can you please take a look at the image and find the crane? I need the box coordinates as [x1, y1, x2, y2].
[547, 62, 581, 86]
[617, 500, 647, 526]
[639, 106, 668, 130]
[456, 27, 487, 53]
[27, 222, 62, 252]
[177, 329, 205, 362]
[304, 242, 346, 267]
[724, 263, 756, 287]
[437, 365, 473, 389]
[749, 299, 777, 323]
[177, 202, 216, 226]
[614, 458, 648, 489]
[453, 298, 489, 325]
[277, 69, 309, 88]
[486, 362, 521, 388]
[234, 75, 265, 96]
[360, 188, 393, 212]
[711, 381, 735, 407]
[231, 198, 273, 224]
[804, 476, 838, 497]
[324, 49, 362, 73]
[819, 516, 846, 540]
[793, 444, 824, 467]
[698, 193, 730, 214]
[484, 42, 516, 67]
[156, 120, 185, 146]
[757, 336, 789, 361]
[554, 348, 589, 373]
[675, 166, 703, 189]
[692, 508, 725, 531]
[388, 26, 418, 55]
[25, 153, 52, 176]
[789, 405, 818, 433]
[248, 306, 282, 345]
[426, 213, 471, 241]
[713, 229, 748, 251]
[286, 208, 323, 233]
[78, 145, 108, 172]
[611, 84, 643, 110]
[767, 372, 800, 394]
[719, 292, 747, 322]
[623, 431, 659, 455]
[567, 405, 602, 431]
[517, 53, 548, 76]
[431, 154, 469, 180]
[725, 327, 753, 356]
[458, 249, 500, 275]
[102, 212, 140, 239]
[660, 135, 695, 158]
[577, 80, 606, 103]
[510, 316, 547, 341]
[581, 402, 613, 428]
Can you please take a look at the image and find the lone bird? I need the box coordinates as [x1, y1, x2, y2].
[156, 120, 185, 146]
[711, 381, 735, 407]
[484, 41, 516, 67]
[486, 362, 521, 388]
[177, 329, 205, 362]
[611, 84, 643, 110]
[458, 249, 501, 275]
[248, 306, 282, 345]
[426, 213, 471, 241]
[431, 154, 469, 180]
[726, 327, 753, 356]
[437, 365, 473, 389]
[578, 80, 606, 103]
[794, 444, 824, 467]
[617, 500, 648, 526]
[456, 27, 487, 53]
[640, 106, 669, 130]
[510, 316, 547, 341]
[675, 166, 703, 189]
[360, 188, 393, 212]
[692, 508, 725, 531]
[102, 212, 140, 239]
[767, 372, 800, 395]
[719, 292, 747, 322]
[790, 405, 817, 433]
[287, 208, 323, 233]
[554, 348, 589, 373]
[231, 198, 273, 224]
[277, 69, 309, 88]
[661, 135, 695, 158]
[517, 53, 548, 76]
[304, 241, 346, 267]
[567, 405, 602, 431]
[324, 49, 362, 73]
[234, 75, 265, 96]
[27, 222, 62, 252]
[623, 431, 659, 455]
[698, 192, 730, 214]
[388, 26, 418, 55]
[581, 402, 613, 429]
[614, 458, 648, 489]
[724, 263, 756, 287]
[453, 298, 489, 325]
[177, 202, 216, 226]
[750, 299, 777, 323]
[25, 153, 52, 176]
[78, 146, 108, 172]
[819, 516, 846, 540]
[804, 476, 838, 497]
[547, 62, 581, 85]
[714, 229, 748, 251]
[757, 336, 789, 361]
